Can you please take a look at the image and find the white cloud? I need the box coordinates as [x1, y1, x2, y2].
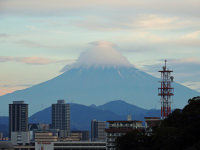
[182, 31, 200, 39]
[170, 58, 200, 64]
[17, 40, 73, 49]
[181, 81, 200, 92]
[71, 14, 181, 31]
[1, 0, 199, 16]
[0, 56, 73, 65]
[20, 56, 55, 65]
[61, 41, 133, 72]
[0, 33, 9, 38]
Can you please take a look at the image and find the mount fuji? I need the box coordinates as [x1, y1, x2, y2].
[0, 41, 199, 115]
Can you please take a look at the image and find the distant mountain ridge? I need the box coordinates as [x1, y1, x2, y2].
[98, 100, 147, 116]
[29, 102, 123, 130]
[29, 100, 160, 130]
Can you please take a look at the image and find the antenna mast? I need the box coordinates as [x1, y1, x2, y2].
[158, 60, 174, 119]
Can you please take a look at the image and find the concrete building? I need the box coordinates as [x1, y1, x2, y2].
[11, 132, 30, 146]
[53, 141, 106, 150]
[2, 141, 105, 150]
[52, 100, 70, 137]
[91, 120, 106, 141]
[105, 120, 143, 150]
[9, 101, 29, 145]
[9, 101, 28, 136]
[34, 131, 105, 150]
[63, 131, 90, 141]
[144, 117, 161, 136]
[61, 132, 82, 141]
[72, 131, 89, 141]
[36, 141, 106, 150]
[35, 131, 58, 150]
[29, 123, 60, 144]
[0, 141, 14, 150]
[13, 145, 35, 150]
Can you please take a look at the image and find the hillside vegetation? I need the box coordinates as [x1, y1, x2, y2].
[116, 96, 200, 150]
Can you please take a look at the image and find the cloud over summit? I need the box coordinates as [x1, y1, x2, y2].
[61, 41, 133, 72]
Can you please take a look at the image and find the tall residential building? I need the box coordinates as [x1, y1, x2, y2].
[9, 101, 28, 137]
[91, 120, 106, 141]
[52, 100, 70, 137]
[9, 101, 29, 145]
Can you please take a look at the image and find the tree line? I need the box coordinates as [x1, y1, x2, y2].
[116, 96, 200, 150]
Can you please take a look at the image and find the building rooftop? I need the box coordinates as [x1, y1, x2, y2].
[105, 128, 143, 133]
[0, 141, 13, 149]
[107, 120, 142, 123]
[13, 101, 25, 104]
[57, 100, 65, 104]
[144, 117, 160, 119]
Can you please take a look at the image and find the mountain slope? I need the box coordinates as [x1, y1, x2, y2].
[0, 116, 9, 137]
[0, 66, 199, 115]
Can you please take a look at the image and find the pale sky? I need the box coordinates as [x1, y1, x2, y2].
[0, 0, 200, 96]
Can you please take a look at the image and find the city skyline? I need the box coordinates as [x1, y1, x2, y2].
[0, 0, 200, 96]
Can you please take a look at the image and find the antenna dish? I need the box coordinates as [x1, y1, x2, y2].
[170, 76, 174, 82]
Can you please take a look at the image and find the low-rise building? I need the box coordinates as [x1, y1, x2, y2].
[72, 130, 89, 141]
[13, 145, 35, 150]
[35, 131, 58, 150]
[11, 131, 30, 146]
[34, 131, 106, 150]
[59, 132, 82, 141]
[0, 141, 14, 150]
[54, 141, 106, 150]
[91, 120, 106, 141]
[105, 120, 143, 150]
[144, 117, 161, 135]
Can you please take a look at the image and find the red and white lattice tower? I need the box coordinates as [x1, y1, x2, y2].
[158, 60, 174, 119]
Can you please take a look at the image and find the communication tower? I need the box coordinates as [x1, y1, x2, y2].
[158, 60, 174, 119]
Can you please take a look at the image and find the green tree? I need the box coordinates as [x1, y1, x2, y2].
[116, 130, 151, 150]
[116, 96, 200, 150]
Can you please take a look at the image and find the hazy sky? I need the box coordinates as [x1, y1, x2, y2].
[0, 0, 200, 96]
